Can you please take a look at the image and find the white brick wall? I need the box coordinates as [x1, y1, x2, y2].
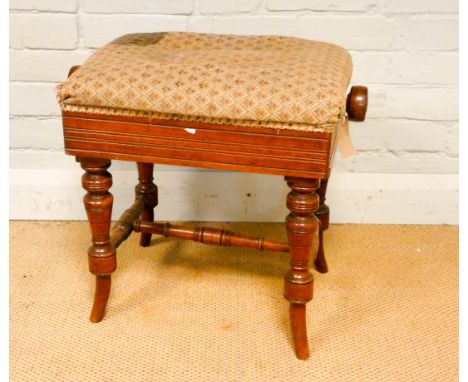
[82, 0, 194, 14]
[80, 15, 189, 48]
[9, 0, 459, 221]
[199, 0, 262, 15]
[10, 13, 78, 49]
[10, 0, 77, 12]
[266, 0, 376, 12]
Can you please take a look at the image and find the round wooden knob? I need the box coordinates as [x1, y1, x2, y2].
[68, 65, 81, 78]
[346, 86, 368, 122]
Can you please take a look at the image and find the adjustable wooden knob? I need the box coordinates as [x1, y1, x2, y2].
[346, 86, 368, 122]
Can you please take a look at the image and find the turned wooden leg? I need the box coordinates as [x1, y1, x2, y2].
[284, 177, 320, 360]
[315, 178, 329, 273]
[135, 163, 158, 247]
[79, 157, 116, 323]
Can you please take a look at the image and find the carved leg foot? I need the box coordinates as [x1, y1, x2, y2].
[315, 179, 329, 274]
[136, 163, 158, 247]
[79, 157, 116, 323]
[90, 275, 111, 323]
[284, 177, 320, 360]
[290, 303, 309, 359]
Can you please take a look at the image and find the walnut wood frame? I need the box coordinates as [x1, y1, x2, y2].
[64, 65, 367, 360]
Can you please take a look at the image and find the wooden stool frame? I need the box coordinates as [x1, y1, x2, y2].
[64, 65, 367, 360]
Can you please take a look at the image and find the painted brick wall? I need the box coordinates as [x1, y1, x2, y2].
[10, 0, 458, 175]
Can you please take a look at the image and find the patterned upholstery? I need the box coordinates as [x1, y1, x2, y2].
[56, 32, 353, 132]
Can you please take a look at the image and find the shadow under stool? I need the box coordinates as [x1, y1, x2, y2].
[56, 32, 368, 360]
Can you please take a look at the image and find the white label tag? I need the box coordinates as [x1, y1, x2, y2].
[337, 117, 355, 158]
[184, 128, 196, 134]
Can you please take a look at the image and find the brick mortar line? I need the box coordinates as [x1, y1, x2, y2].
[255, 0, 268, 14]
[73, 13, 458, 19]
[10, 148, 65, 152]
[9, 47, 79, 51]
[9, 10, 459, 17]
[76, 0, 83, 48]
[191, 0, 201, 16]
[260, 11, 458, 17]
[77, 12, 196, 16]
[9, 47, 96, 52]
[9, 9, 77, 15]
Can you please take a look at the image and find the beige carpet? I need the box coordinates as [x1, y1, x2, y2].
[10, 221, 458, 381]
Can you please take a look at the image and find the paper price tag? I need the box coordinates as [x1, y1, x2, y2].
[337, 117, 355, 158]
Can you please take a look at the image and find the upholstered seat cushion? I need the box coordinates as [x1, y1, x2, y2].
[57, 32, 352, 132]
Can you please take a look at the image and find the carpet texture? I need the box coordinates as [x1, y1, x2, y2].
[10, 222, 458, 381]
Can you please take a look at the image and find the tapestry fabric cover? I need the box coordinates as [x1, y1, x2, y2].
[56, 32, 353, 132]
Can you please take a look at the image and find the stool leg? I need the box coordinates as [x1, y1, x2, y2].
[135, 163, 158, 247]
[284, 177, 320, 360]
[79, 157, 116, 323]
[315, 179, 329, 273]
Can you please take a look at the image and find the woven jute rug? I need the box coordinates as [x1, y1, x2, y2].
[10, 221, 458, 381]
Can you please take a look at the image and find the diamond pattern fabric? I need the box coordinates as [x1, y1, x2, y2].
[56, 32, 353, 132]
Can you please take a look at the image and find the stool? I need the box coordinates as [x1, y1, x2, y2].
[56, 32, 367, 360]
